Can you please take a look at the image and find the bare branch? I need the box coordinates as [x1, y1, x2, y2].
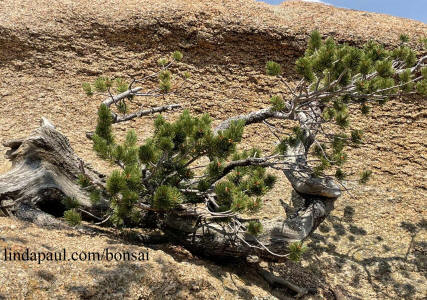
[214, 107, 291, 133]
[102, 87, 143, 107]
[114, 104, 182, 123]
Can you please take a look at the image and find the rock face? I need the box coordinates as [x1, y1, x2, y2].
[0, 0, 426, 299]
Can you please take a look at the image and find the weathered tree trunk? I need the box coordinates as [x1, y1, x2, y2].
[0, 116, 338, 261]
[163, 196, 335, 262]
[0, 118, 107, 225]
[163, 108, 341, 261]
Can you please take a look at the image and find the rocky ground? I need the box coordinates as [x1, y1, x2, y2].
[0, 0, 426, 299]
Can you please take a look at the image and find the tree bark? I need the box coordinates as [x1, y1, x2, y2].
[0, 114, 339, 261]
[162, 108, 341, 261]
[163, 196, 335, 262]
[0, 118, 107, 225]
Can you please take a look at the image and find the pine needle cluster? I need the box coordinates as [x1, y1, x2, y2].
[288, 241, 307, 262]
[82, 77, 128, 96]
[265, 31, 426, 183]
[91, 104, 275, 226]
[64, 209, 82, 226]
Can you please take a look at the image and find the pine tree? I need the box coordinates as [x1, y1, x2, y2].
[79, 37, 426, 262]
[91, 107, 276, 225]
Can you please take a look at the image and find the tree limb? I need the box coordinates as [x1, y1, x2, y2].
[114, 104, 181, 123]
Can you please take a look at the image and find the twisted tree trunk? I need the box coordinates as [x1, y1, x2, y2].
[0, 113, 339, 261]
[165, 107, 341, 261]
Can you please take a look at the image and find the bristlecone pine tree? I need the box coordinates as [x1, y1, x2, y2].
[77, 33, 426, 264]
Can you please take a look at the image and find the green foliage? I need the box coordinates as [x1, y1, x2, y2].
[307, 30, 322, 54]
[230, 190, 249, 212]
[159, 80, 171, 93]
[139, 140, 157, 164]
[335, 111, 349, 128]
[82, 82, 93, 96]
[117, 100, 127, 114]
[293, 31, 420, 104]
[264, 174, 277, 189]
[283, 32, 423, 183]
[288, 242, 307, 262]
[215, 181, 234, 207]
[246, 197, 262, 213]
[359, 56, 373, 76]
[312, 42, 336, 72]
[209, 120, 244, 159]
[359, 170, 372, 184]
[270, 95, 285, 111]
[83, 77, 131, 96]
[159, 70, 172, 93]
[95, 104, 114, 144]
[332, 151, 347, 166]
[247, 221, 263, 236]
[392, 45, 416, 67]
[343, 47, 362, 72]
[360, 103, 370, 115]
[64, 209, 81, 226]
[92, 134, 112, 159]
[266, 61, 282, 76]
[78, 174, 91, 188]
[312, 156, 330, 177]
[153, 185, 183, 210]
[61, 196, 79, 210]
[214, 172, 271, 212]
[292, 126, 306, 143]
[416, 80, 427, 95]
[364, 41, 387, 61]
[335, 168, 346, 180]
[125, 129, 138, 147]
[333, 99, 347, 114]
[296, 57, 314, 82]
[350, 130, 363, 144]
[322, 107, 335, 120]
[201, 150, 275, 213]
[159, 70, 171, 82]
[399, 69, 414, 92]
[115, 78, 128, 93]
[312, 143, 325, 158]
[78, 173, 102, 205]
[311, 132, 352, 176]
[375, 60, 394, 78]
[109, 130, 140, 167]
[90, 105, 274, 225]
[94, 77, 108, 92]
[157, 58, 168, 67]
[399, 34, 409, 43]
[172, 51, 183, 62]
[89, 190, 101, 205]
[332, 134, 347, 154]
[276, 138, 288, 154]
[106, 170, 126, 196]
